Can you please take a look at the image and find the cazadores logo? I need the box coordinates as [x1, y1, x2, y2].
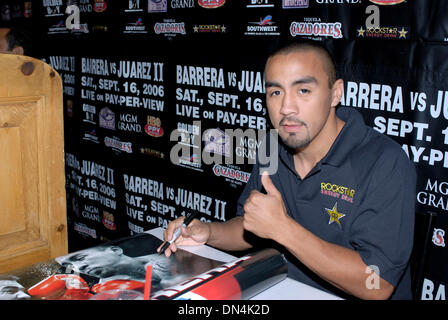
[290, 20, 342, 38]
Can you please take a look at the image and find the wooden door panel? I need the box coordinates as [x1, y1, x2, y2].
[0, 54, 67, 273]
[0, 126, 26, 235]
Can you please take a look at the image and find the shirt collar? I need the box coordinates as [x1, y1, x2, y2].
[278, 107, 368, 172]
[320, 107, 368, 167]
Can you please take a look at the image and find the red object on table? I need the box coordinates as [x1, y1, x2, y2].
[144, 265, 152, 300]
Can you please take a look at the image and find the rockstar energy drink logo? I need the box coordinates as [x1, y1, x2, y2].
[321, 182, 355, 203]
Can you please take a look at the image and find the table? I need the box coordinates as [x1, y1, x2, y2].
[146, 228, 342, 300]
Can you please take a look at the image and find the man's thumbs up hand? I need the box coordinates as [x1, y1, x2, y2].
[243, 172, 289, 240]
[261, 171, 281, 197]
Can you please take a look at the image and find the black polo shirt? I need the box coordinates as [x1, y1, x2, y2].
[237, 107, 416, 300]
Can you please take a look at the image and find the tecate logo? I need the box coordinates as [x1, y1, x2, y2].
[369, 0, 405, 5]
[198, 0, 226, 9]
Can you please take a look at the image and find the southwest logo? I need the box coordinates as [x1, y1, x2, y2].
[258, 15, 273, 26]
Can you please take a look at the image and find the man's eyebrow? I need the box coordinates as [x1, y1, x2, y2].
[265, 80, 281, 88]
[265, 76, 318, 88]
[292, 76, 318, 85]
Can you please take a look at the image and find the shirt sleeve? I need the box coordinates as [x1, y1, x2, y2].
[349, 147, 416, 288]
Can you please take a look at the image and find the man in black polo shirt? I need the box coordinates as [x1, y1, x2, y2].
[160, 40, 416, 300]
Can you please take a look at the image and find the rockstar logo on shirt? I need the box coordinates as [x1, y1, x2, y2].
[325, 202, 345, 228]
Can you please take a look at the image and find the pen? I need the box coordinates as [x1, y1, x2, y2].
[159, 210, 197, 255]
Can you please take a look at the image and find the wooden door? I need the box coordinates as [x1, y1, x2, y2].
[0, 53, 67, 273]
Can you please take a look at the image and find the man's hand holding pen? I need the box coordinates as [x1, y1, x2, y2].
[158, 172, 289, 257]
[157, 210, 210, 257]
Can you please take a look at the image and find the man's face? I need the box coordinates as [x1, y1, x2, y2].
[0, 28, 10, 53]
[57, 246, 123, 278]
[264, 50, 340, 150]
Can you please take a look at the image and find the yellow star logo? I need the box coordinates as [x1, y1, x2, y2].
[325, 203, 345, 228]
[357, 26, 365, 37]
[398, 27, 408, 39]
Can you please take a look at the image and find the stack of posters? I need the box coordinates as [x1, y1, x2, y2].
[0, 232, 287, 300]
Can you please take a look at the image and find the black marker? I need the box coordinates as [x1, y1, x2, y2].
[159, 210, 197, 255]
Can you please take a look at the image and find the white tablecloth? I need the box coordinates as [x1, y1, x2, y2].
[146, 228, 342, 300]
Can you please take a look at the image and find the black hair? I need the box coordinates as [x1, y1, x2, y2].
[266, 39, 338, 88]
[104, 233, 163, 258]
[6, 25, 32, 56]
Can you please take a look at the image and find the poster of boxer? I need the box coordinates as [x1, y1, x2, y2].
[0, 233, 286, 300]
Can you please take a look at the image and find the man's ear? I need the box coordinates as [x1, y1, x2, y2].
[11, 45, 24, 55]
[331, 79, 344, 108]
